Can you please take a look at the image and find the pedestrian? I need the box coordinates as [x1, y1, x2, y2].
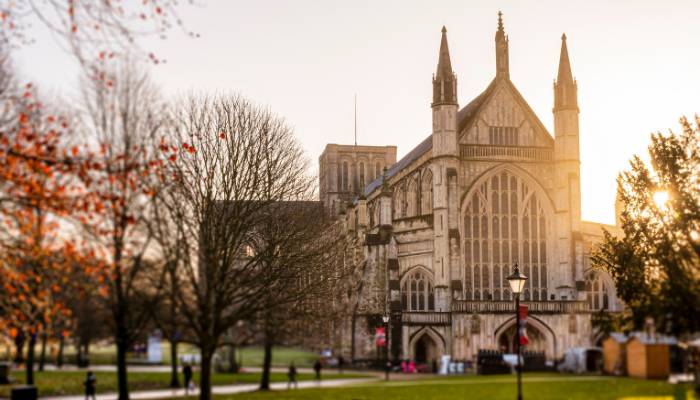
[287, 362, 298, 389]
[313, 359, 323, 381]
[84, 370, 96, 400]
[183, 363, 194, 394]
[337, 356, 344, 374]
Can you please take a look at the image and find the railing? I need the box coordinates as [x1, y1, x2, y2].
[451, 300, 590, 314]
[401, 312, 452, 325]
[460, 145, 553, 162]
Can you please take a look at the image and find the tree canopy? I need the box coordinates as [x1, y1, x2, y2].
[593, 116, 700, 336]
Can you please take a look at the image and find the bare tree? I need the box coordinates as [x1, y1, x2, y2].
[147, 199, 191, 388]
[77, 60, 169, 400]
[255, 203, 346, 390]
[159, 93, 315, 400]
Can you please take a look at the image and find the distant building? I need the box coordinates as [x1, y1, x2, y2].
[319, 13, 623, 364]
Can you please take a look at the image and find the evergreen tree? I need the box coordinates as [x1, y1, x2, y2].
[593, 116, 700, 336]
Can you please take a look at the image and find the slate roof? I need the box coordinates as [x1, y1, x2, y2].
[360, 82, 495, 199]
[362, 134, 432, 197]
[358, 75, 554, 201]
[630, 332, 678, 345]
[608, 332, 628, 344]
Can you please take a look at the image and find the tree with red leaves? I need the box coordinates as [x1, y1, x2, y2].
[0, 52, 86, 385]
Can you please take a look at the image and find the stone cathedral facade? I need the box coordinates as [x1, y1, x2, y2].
[318, 15, 622, 364]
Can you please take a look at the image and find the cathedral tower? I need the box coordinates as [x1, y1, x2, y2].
[553, 33, 583, 295]
[432, 26, 459, 157]
[431, 26, 459, 311]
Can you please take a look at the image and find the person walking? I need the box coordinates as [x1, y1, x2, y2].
[337, 356, 345, 374]
[183, 364, 194, 394]
[84, 371, 97, 400]
[287, 362, 298, 389]
[313, 359, 323, 382]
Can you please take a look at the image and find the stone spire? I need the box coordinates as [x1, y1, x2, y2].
[495, 11, 509, 79]
[557, 34, 574, 86]
[432, 26, 457, 106]
[554, 33, 578, 111]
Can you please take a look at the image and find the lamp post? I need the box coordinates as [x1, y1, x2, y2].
[506, 263, 528, 400]
[382, 314, 390, 381]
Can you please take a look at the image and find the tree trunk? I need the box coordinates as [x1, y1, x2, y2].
[116, 331, 130, 400]
[14, 334, 25, 364]
[199, 347, 214, 400]
[26, 334, 36, 385]
[169, 338, 180, 388]
[38, 332, 47, 371]
[259, 338, 273, 391]
[56, 335, 64, 368]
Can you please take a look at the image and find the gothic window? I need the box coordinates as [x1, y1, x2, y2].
[401, 270, 435, 312]
[585, 271, 611, 311]
[488, 126, 519, 146]
[421, 169, 433, 215]
[342, 162, 349, 191]
[405, 176, 419, 217]
[393, 184, 405, 219]
[463, 170, 549, 301]
[359, 162, 366, 189]
[375, 162, 382, 179]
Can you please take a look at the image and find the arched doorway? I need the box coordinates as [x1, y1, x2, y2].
[497, 324, 547, 354]
[414, 334, 437, 364]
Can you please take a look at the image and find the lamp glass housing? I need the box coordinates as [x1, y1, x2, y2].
[506, 265, 528, 295]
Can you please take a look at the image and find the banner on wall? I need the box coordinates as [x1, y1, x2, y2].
[519, 304, 529, 346]
[375, 327, 386, 347]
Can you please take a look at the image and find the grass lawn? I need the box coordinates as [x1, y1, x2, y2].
[215, 373, 698, 400]
[0, 370, 369, 397]
[0, 344, 318, 367]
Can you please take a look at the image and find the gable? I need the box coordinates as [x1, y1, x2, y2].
[458, 79, 554, 148]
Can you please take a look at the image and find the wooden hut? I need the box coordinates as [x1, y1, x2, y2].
[626, 334, 676, 379]
[602, 333, 627, 375]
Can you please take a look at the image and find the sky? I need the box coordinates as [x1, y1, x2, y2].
[13, 0, 700, 225]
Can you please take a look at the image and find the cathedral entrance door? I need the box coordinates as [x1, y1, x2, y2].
[414, 334, 436, 364]
[497, 323, 548, 355]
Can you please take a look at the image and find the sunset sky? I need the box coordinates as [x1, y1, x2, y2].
[14, 0, 700, 225]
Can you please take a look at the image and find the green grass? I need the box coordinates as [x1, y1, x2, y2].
[0, 370, 369, 397]
[237, 347, 318, 368]
[215, 373, 697, 400]
[0, 343, 317, 366]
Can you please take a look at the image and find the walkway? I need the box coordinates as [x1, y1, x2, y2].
[41, 377, 378, 400]
[34, 364, 316, 374]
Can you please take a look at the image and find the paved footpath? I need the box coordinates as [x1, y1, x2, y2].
[41, 377, 379, 400]
[32, 365, 316, 374]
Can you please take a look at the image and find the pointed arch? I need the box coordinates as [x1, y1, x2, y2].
[393, 183, 405, 219]
[405, 174, 420, 217]
[408, 327, 446, 361]
[421, 168, 433, 215]
[494, 315, 557, 358]
[401, 266, 435, 312]
[460, 165, 554, 301]
[584, 269, 619, 312]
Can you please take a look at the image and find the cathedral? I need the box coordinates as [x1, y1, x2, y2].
[318, 14, 622, 365]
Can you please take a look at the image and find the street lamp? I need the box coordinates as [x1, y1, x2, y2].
[382, 314, 390, 381]
[506, 263, 528, 400]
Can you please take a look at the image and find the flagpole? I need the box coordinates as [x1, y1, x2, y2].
[354, 94, 357, 146]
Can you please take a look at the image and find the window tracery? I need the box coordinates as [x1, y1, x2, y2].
[463, 171, 549, 301]
[401, 270, 435, 312]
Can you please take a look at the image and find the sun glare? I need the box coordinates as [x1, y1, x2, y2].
[653, 191, 669, 208]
